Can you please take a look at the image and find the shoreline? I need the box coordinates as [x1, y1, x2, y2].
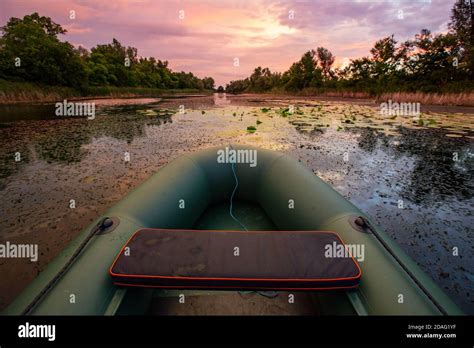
[0, 80, 214, 105]
[1, 78, 473, 108]
[0, 93, 213, 106]
[223, 93, 474, 114]
[228, 91, 474, 107]
[1, 91, 474, 115]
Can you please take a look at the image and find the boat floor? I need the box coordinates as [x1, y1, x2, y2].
[193, 200, 277, 230]
[149, 291, 319, 315]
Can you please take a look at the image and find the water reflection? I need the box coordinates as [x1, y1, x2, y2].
[0, 105, 173, 187]
[351, 127, 380, 153]
[0, 146, 31, 190]
[348, 126, 474, 205]
[0, 104, 57, 122]
[0, 98, 163, 123]
[213, 93, 231, 106]
[394, 127, 473, 203]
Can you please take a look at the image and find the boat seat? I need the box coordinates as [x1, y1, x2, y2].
[109, 229, 361, 290]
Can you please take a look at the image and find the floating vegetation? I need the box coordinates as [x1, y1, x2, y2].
[279, 104, 472, 143]
[291, 121, 312, 127]
[137, 109, 158, 116]
[246, 125, 257, 133]
[136, 108, 175, 118]
[277, 107, 292, 117]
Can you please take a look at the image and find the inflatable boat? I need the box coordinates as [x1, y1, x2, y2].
[4, 145, 462, 315]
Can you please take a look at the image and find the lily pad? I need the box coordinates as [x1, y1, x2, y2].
[247, 126, 257, 133]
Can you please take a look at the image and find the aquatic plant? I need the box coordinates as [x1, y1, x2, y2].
[277, 107, 292, 117]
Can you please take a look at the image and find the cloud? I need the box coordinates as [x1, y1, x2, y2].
[0, 0, 456, 86]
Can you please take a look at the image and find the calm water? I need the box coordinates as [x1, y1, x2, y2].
[0, 94, 473, 313]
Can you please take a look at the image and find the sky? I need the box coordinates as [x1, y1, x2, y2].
[0, 0, 457, 86]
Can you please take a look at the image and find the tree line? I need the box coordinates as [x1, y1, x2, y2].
[0, 13, 215, 91]
[226, 0, 474, 95]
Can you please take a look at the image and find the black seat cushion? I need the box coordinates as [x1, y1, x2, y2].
[109, 229, 361, 290]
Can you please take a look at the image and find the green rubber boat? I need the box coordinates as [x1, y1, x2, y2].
[4, 145, 462, 315]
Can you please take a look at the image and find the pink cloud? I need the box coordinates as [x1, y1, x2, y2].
[0, 0, 456, 86]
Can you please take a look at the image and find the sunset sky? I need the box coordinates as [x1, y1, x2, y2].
[0, 0, 456, 86]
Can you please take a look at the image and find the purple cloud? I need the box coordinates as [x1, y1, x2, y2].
[0, 0, 457, 86]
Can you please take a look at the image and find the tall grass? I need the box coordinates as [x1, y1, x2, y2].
[85, 86, 212, 97]
[0, 79, 213, 104]
[376, 92, 474, 107]
[1, 79, 473, 106]
[264, 87, 474, 106]
[0, 79, 78, 103]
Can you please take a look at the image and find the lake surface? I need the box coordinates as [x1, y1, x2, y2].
[0, 93, 473, 313]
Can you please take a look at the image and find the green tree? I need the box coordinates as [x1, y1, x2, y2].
[404, 30, 462, 91]
[0, 12, 86, 88]
[316, 47, 335, 80]
[283, 50, 322, 91]
[87, 38, 137, 87]
[448, 0, 474, 77]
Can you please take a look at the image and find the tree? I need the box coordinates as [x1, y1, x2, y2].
[87, 38, 137, 87]
[369, 35, 399, 81]
[348, 57, 374, 83]
[282, 50, 323, 91]
[202, 77, 215, 90]
[448, 0, 474, 77]
[0, 12, 86, 87]
[316, 47, 335, 80]
[402, 29, 462, 91]
[449, 0, 473, 46]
